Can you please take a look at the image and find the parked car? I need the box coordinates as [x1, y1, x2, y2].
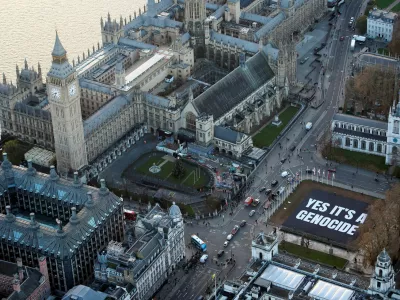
[271, 180, 278, 187]
[290, 145, 296, 152]
[252, 199, 260, 206]
[224, 241, 229, 247]
[281, 171, 289, 178]
[249, 210, 256, 217]
[227, 234, 233, 241]
[280, 158, 287, 164]
[259, 187, 266, 193]
[217, 250, 225, 257]
[231, 225, 240, 235]
[265, 189, 272, 195]
[240, 220, 247, 227]
[200, 254, 209, 263]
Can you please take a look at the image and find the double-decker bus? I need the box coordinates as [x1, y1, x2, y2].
[191, 235, 207, 252]
[123, 209, 137, 221]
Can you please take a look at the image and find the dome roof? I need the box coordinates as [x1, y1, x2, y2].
[169, 202, 182, 218]
[378, 249, 391, 263]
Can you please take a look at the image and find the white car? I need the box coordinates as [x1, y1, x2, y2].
[281, 171, 289, 178]
[224, 241, 229, 247]
[249, 210, 256, 217]
[200, 254, 209, 263]
[227, 234, 233, 241]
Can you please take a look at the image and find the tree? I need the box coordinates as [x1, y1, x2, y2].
[345, 65, 396, 117]
[388, 20, 400, 56]
[356, 183, 400, 266]
[356, 16, 367, 35]
[3, 140, 25, 165]
[171, 159, 186, 179]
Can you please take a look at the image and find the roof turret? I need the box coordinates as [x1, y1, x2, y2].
[52, 31, 67, 58]
[69, 207, 80, 225]
[377, 248, 391, 263]
[5, 206, 16, 223]
[169, 202, 182, 218]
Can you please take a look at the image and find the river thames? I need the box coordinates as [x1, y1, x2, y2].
[0, 0, 146, 81]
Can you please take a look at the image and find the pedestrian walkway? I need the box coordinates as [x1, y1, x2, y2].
[386, 0, 400, 11]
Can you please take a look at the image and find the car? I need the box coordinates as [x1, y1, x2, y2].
[259, 187, 266, 193]
[231, 225, 240, 235]
[280, 158, 287, 164]
[281, 171, 289, 178]
[224, 241, 229, 247]
[249, 210, 256, 217]
[265, 189, 272, 195]
[240, 220, 247, 227]
[340, 36, 344, 41]
[271, 180, 278, 187]
[227, 234, 233, 241]
[300, 57, 309, 64]
[306, 169, 313, 174]
[252, 199, 260, 206]
[350, 17, 354, 21]
[200, 254, 209, 263]
[328, 168, 336, 173]
[289, 145, 296, 151]
[217, 250, 225, 257]
[196, 296, 205, 300]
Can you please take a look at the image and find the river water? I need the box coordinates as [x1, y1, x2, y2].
[0, 0, 146, 82]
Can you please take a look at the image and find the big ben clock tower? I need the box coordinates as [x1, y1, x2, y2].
[47, 32, 88, 175]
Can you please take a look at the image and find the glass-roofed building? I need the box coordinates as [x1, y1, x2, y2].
[0, 153, 124, 295]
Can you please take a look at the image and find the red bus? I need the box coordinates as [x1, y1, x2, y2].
[124, 209, 137, 221]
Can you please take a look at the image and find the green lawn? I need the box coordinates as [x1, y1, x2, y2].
[392, 3, 400, 11]
[378, 48, 389, 55]
[280, 241, 348, 269]
[376, 0, 396, 8]
[136, 155, 209, 188]
[253, 106, 300, 148]
[325, 147, 388, 173]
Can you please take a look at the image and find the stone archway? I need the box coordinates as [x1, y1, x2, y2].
[221, 149, 226, 154]
[215, 147, 220, 152]
[186, 112, 196, 132]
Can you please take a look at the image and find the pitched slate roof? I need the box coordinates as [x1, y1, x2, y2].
[210, 31, 259, 53]
[332, 114, 387, 130]
[0, 157, 122, 260]
[214, 126, 248, 144]
[119, 37, 157, 50]
[240, 12, 272, 24]
[193, 50, 274, 120]
[83, 94, 131, 136]
[79, 78, 114, 95]
[7, 263, 43, 300]
[254, 12, 285, 40]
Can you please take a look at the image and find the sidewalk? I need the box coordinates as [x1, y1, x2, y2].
[385, 0, 400, 11]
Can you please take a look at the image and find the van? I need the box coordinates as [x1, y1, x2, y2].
[227, 234, 233, 241]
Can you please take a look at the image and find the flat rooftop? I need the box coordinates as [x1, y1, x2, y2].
[124, 50, 174, 86]
[257, 265, 305, 290]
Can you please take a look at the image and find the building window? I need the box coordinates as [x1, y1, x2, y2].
[361, 140, 366, 150]
[369, 142, 374, 151]
[186, 112, 196, 132]
[393, 120, 399, 134]
[377, 144, 382, 153]
[353, 139, 358, 148]
[345, 137, 351, 147]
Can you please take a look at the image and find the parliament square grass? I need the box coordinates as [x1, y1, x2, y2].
[130, 152, 209, 189]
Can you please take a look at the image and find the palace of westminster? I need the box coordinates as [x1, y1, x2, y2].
[0, 0, 327, 177]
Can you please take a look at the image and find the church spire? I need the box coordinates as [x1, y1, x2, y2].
[52, 31, 67, 58]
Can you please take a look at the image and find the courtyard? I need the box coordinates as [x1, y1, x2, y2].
[253, 105, 300, 148]
[122, 152, 211, 190]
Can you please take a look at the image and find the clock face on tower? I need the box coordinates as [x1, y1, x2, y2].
[51, 87, 61, 100]
[69, 84, 76, 96]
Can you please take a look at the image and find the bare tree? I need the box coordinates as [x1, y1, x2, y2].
[356, 183, 400, 266]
